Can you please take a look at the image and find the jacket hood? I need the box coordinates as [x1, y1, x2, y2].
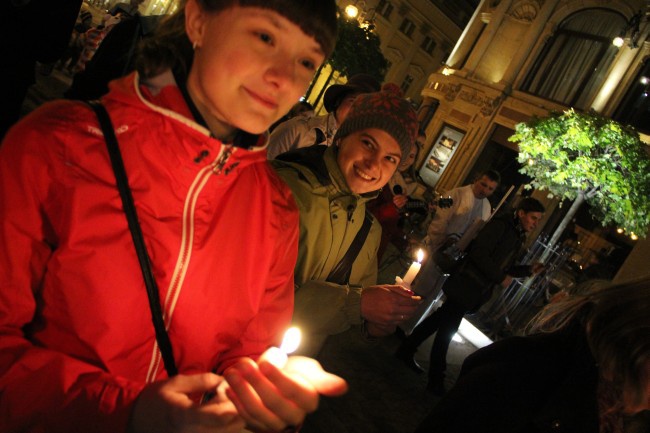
[104, 70, 270, 152]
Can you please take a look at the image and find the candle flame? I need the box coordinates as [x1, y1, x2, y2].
[279, 327, 301, 355]
[416, 249, 424, 263]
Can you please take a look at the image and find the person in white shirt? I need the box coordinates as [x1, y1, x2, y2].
[399, 170, 500, 336]
[266, 73, 380, 159]
[425, 170, 500, 254]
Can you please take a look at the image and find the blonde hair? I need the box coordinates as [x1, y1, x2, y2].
[528, 277, 650, 431]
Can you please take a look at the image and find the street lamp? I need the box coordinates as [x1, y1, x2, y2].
[345, 4, 359, 19]
[344, 1, 377, 32]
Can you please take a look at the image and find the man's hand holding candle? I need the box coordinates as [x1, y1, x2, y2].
[360, 284, 422, 337]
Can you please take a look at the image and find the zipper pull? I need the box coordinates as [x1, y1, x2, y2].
[212, 146, 233, 175]
[347, 204, 354, 221]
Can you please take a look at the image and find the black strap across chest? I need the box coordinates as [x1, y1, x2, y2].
[277, 146, 373, 285]
[87, 101, 178, 377]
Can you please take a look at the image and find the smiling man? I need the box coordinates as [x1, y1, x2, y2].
[272, 90, 423, 356]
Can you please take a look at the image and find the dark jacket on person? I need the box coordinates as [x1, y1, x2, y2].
[443, 212, 533, 311]
[415, 322, 599, 433]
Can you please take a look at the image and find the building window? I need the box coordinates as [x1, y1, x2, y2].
[399, 18, 416, 38]
[613, 59, 650, 134]
[521, 9, 625, 110]
[428, 0, 479, 28]
[421, 36, 437, 56]
[377, 0, 393, 20]
[401, 75, 414, 94]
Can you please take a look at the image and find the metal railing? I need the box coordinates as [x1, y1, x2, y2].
[472, 234, 572, 339]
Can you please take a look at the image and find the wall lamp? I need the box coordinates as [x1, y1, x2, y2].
[612, 10, 644, 49]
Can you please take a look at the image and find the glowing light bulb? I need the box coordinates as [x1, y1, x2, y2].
[345, 4, 359, 18]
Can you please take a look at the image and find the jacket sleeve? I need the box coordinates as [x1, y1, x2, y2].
[0, 115, 145, 433]
[217, 185, 299, 371]
[217, 163, 299, 373]
[465, 218, 510, 284]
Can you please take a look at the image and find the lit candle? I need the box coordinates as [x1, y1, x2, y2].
[260, 327, 301, 368]
[401, 249, 424, 285]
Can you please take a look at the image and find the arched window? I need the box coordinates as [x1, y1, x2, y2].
[613, 58, 650, 134]
[521, 9, 625, 110]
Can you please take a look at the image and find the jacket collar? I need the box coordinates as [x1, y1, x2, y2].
[108, 70, 268, 151]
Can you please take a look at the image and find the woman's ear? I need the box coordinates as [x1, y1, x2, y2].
[185, 0, 206, 49]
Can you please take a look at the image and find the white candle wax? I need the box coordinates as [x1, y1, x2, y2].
[401, 261, 421, 285]
[401, 249, 424, 285]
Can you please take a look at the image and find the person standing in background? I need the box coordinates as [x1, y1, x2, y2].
[109, 0, 145, 18]
[397, 198, 546, 395]
[0, 0, 83, 141]
[267, 73, 380, 159]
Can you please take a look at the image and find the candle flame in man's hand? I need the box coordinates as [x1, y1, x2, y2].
[416, 249, 424, 263]
[280, 327, 301, 355]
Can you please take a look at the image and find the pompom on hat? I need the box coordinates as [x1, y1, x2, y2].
[334, 87, 419, 169]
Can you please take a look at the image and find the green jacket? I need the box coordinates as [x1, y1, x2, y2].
[272, 145, 381, 354]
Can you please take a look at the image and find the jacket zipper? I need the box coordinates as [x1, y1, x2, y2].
[145, 145, 235, 382]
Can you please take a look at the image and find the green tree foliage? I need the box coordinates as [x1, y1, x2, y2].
[509, 109, 650, 237]
[328, 14, 388, 83]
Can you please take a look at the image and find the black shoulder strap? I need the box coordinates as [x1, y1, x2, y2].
[326, 211, 373, 285]
[314, 128, 326, 146]
[277, 145, 373, 285]
[87, 101, 178, 377]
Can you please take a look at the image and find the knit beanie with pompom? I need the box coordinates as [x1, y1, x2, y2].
[333, 87, 418, 169]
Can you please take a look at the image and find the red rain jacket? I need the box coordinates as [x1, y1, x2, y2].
[0, 72, 299, 432]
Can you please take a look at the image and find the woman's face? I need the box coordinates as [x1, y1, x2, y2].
[337, 128, 401, 194]
[185, 2, 325, 139]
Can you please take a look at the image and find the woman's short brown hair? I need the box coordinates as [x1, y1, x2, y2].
[137, 0, 337, 79]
